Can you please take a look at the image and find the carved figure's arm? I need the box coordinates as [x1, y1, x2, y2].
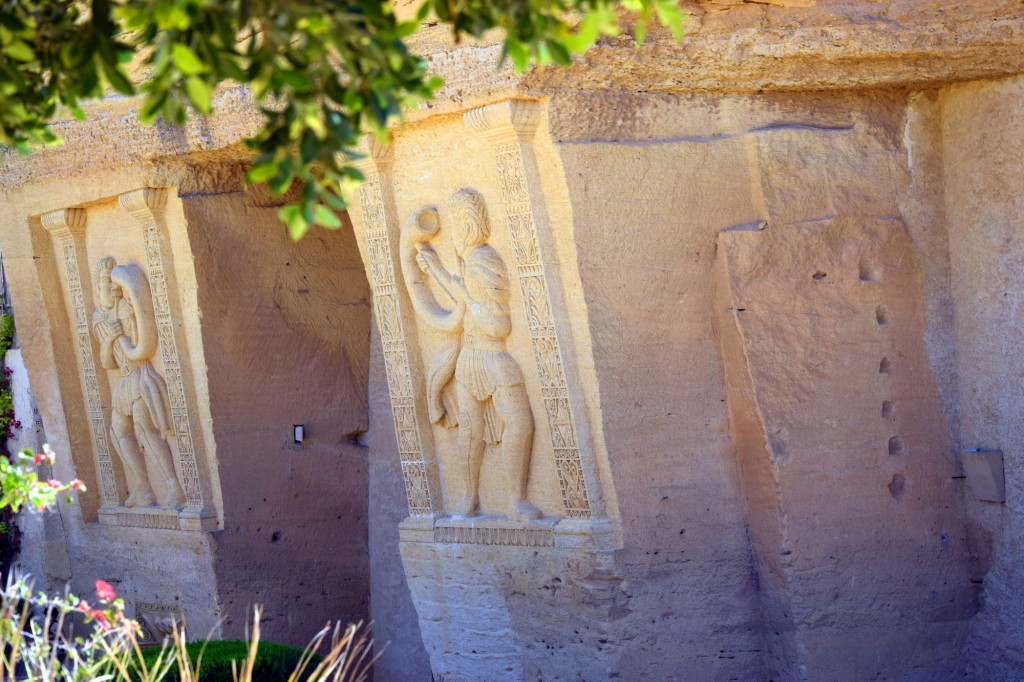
[100, 322, 120, 369]
[452, 274, 512, 338]
[92, 311, 120, 370]
[400, 207, 464, 333]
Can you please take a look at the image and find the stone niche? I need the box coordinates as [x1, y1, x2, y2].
[13, 174, 372, 647]
[348, 98, 625, 679]
[39, 189, 220, 531]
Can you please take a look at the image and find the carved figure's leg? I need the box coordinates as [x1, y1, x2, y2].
[453, 383, 485, 517]
[110, 410, 155, 507]
[132, 401, 186, 509]
[494, 384, 541, 521]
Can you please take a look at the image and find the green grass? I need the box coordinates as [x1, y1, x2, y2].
[135, 640, 317, 682]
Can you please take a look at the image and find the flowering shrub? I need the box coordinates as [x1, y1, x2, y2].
[0, 315, 22, 582]
[0, 446, 373, 682]
[0, 446, 84, 514]
[0, 315, 16, 440]
[0, 576, 139, 682]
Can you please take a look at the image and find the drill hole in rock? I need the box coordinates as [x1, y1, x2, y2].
[860, 261, 882, 282]
[812, 271, 828, 280]
[876, 305, 889, 325]
[888, 473, 907, 500]
[882, 400, 896, 418]
[879, 357, 891, 374]
[889, 436, 906, 456]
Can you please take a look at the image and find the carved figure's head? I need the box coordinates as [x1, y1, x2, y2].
[94, 257, 119, 309]
[448, 189, 490, 256]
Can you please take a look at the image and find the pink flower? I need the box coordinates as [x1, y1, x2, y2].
[78, 600, 90, 613]
[91, 610, 112, 631]
[95, 580, 116, 602]
[71, 480, 85, 491]
[46, 479, 62, 489]
[34, 453, 43, 465]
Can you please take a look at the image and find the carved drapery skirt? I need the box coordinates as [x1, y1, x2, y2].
[113, 361, 174, 435]
[455, 338, 524, 444]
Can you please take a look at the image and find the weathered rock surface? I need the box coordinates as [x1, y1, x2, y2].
[1, 2, 1024, 681]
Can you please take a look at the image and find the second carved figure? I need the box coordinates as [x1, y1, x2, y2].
[92, 257, 186, 509]
[401, 189, 541, 521]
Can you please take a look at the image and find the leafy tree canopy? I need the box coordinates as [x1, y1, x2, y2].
[0, 0, 683, 238]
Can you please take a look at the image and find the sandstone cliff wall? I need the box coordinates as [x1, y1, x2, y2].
[0, 1, 1022, 680]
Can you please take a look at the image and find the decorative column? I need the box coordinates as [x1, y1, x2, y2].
[464, 99, 603, 521]
[352, 142, 443, 518]
[119, 188, 216, 530]
[40, 207, 124, 521]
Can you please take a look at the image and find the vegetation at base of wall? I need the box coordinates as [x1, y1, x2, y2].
[0, 314, 20, 582]
[134, 640, 319, 682]
[0, 0, 683, 239]
[0, 315, 14, 358]
[0, 448, 372, 682]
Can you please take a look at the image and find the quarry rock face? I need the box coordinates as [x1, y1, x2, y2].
[1, 1, 1024, 680]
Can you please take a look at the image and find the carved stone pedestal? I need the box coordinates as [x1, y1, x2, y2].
[399, 518, 626, 680]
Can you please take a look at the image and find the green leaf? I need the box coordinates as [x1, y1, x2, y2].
[172, 43, 205, 76]
[247, 161, 278, 183]
[300, 132, 320, 165]
[185, 77, 212, 113]
[154, 5, 191, 30]
[321, 190, 348, 211]
[505, 38, 529, 71]
[279, 69, 312, 90]
[219, 57, 247, 82]
[562, 13, 601, 53]
[397, 20, 419, 38]
[99, 59, 134, 95]
[314, 204, 342, 229]
[546, 39, 572, 65]
[279, 204, 310, 241]
[654, 0, 686, 42]
[634, 18, 648, 46]
[4, 41, 35, 63]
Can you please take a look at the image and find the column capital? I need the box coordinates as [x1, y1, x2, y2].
[464, 98, 541, 146]
[352, 134, 395, 175]
[119, 188, 168, 222]
[40, 207, 86, 236]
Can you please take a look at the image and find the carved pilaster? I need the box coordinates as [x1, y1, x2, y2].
[118, 189, 211, 524]
[465, 99, 598, 520]
[353, 142, 442, 518]
[40, 208, 123, 515]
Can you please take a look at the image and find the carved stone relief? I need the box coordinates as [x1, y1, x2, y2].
[120, 189, 206, 513]
[352, 100, 609, 537]
[40, 208, 123, 511]
[401, 189, 542, 521]
[466, 102, 594, 520]
[41, 189, 217, 531]
[92, 257, 185, 509]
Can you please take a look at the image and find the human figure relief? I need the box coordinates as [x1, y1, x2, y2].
[401, 189, 542, 521]
[92, 257, 185, 509]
